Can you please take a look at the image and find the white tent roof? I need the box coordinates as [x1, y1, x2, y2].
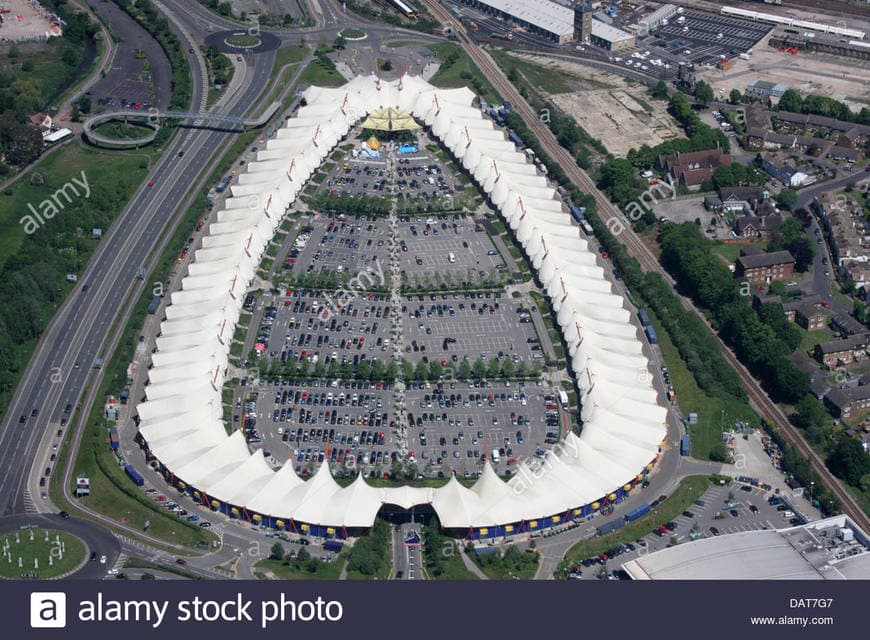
[137, 75, 668, 530]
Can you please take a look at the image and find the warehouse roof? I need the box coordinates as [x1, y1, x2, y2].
[622, 516, 870, 580]
[473, 0, 574, 38]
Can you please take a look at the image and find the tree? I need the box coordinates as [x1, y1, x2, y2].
[694, 80, 714, 106]
[709, 443, 729, 462]
[472, 357, 487, 379]
[776, 188, 798, 210]
[729, 89, 743, 105]
[333, 35, 347, 49]
[778, 88, 803, 113]
[791, 395, 828, 432]
[459, 358, 472, 380]
[651, 80, 669, 100]
[826, 436, 870, 486]
[269, 542, 285, 561]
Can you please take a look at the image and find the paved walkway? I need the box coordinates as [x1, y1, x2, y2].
[459, 544, 489, 579]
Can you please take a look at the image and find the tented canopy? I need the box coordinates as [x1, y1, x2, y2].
[136, 75, 668, 531]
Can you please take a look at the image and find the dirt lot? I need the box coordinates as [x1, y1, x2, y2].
[696, 34, 870, 111]
[0, 0, 58, 42]
[511, 53, 685, 158]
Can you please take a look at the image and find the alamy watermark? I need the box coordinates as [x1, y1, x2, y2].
[20, 170, 91, 235]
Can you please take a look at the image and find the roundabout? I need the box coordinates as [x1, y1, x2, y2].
[339, 28, 367, 41]
[0, 514, 120, 580]
[0, 528, 86, 579]
[204, 30, 281, 55]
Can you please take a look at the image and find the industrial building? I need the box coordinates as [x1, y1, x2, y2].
[590, 17, 635, 51]
[746, 79, 790, 100]
[638, 3, 678, 34]
[460, 0, 574, 43]
[459, 0, 634, 49]
[622, 515, 870, 579]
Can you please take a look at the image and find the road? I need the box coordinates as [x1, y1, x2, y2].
[0, 0, 274, 523]
[420, 0, 870, 535]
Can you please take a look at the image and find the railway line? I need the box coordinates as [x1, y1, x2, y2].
[421, 0, 870, 533]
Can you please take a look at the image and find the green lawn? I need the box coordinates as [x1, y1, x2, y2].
[273, 44, 308, 69]
[224, 34, 261, 48]
[648, 308, 758, 460]
[428, 42, 501, 104]
[386, 40, 423, 48]
[0, 529, 86, 578]
[255, 550, 346, 580]
[339, 28, 366, 39]
[299, 57, 345, 87]
[710, 242, 742, 265]
[799, 327, 832, 353]
[93, 121, 155, 140]
[468, 544, 539, 580]
[558, 475, 713, 574]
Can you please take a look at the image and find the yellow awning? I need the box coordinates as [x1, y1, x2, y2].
[361, 107, 420, 131]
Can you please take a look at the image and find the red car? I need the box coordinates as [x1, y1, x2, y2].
[147, 179, 155, 187]
[821, 300, 830, 308]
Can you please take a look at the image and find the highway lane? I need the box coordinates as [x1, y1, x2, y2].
[0, 16, 275, 516]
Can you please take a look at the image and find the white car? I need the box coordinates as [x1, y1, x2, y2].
[99, 555, 106, 564]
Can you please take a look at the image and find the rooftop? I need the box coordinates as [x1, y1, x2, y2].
[736, 249, 794, 269]
[622, 515, 870, 580]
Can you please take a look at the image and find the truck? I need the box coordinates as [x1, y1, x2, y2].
[147, 295, 161, 315]
[596, 519, 625, 536]
[579, 219, 594, 236]
[323, 540, 344, 553]
[109, 428, 120, 451]
[558, 389, 569, 407]
[644, 325, 658, 344]
[637, 308, 651, 327]
[680, 435, 690, 456]
[508, 131, 524, 149]
[124, 464, 144, 486]
[570, 206, 587, 224]
[624, 503, 651, 522]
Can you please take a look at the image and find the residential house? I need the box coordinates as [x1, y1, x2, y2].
[733, 214, 783, 240]
[813, 333, 869, 368]
[827, 146, 864, 163]
[718, 186, 765, 213]
[658, 148, 732, 190]
[831, 313, 868, 337]
[795, 304, 826, 330]
[824, 385, 870, 421]
[735, 249, 794, 283]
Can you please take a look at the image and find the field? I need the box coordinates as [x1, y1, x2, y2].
[299, 56, 345, 87]
[0, 529, 86, 579]
[649, 308, 758, 460]
[505, 53, 684, 158]
[696, 34, 870, 111]
[428, 42, 500, 104]
[558, 476, 712, 570]
[254, 549, 346, 580]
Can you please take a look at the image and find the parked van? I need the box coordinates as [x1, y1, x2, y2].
[491, 449, 500, 463]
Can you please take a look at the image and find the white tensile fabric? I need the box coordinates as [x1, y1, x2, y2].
[136, 75, 667, 530]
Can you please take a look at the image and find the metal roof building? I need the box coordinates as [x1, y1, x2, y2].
[622, 515, 870, 580]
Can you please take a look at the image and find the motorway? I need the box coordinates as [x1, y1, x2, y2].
[419, 0, 870, 535]
[0, 0, 275, 522]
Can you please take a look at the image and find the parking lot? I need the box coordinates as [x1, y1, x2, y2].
[290, 216, 391, 279]
[231, 121, 574, 481]
[400, 292, 543, 366]
[398, 214, 504, 279]
[566, 482, 806, 579]
[646, 10, 771, 66]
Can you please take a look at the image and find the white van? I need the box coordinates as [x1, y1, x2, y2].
[448, 252, 456, 263]
[491, 449, 500, 463]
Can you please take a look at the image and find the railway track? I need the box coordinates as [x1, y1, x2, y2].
[421, 0, 870, 533]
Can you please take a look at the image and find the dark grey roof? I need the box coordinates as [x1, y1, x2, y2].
[737, 249, 793, 269]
